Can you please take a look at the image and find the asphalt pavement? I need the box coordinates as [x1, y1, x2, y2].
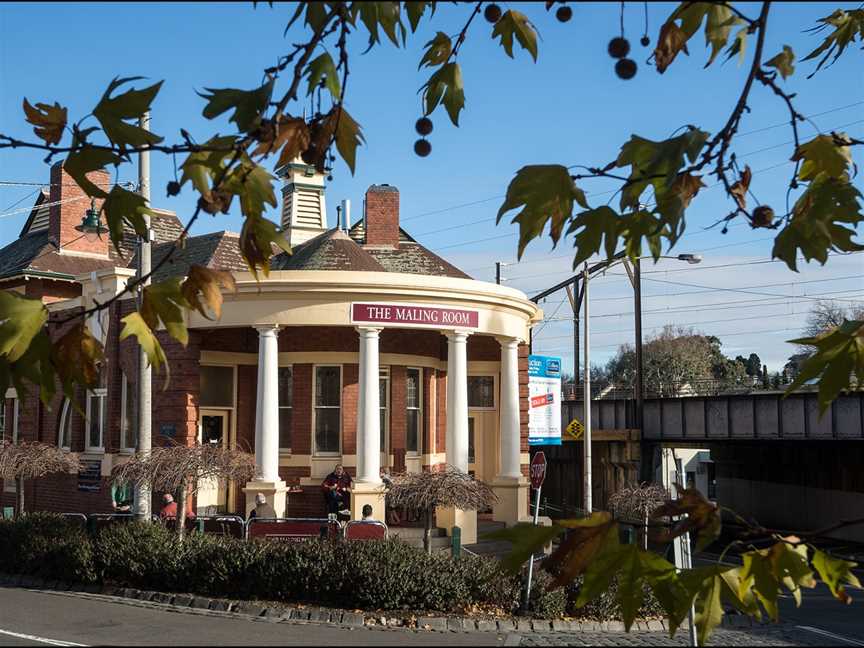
[0, 585, 862, 647]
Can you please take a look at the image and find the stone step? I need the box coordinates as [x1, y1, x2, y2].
[398, 535, 453, 550]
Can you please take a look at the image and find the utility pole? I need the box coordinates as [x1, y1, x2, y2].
[134, 112, 153, 521]
[495, 262, 502, 285]
[582, 263, 592, 514]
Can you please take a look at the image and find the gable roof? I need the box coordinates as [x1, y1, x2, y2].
[272, 228, 385, 272]
[0, 230, 114, 280]
[347, 220, 470, 279]
[141, 231, 249, 283]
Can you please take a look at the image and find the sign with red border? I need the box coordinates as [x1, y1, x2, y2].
[530, 452, 547, 490]
[351, 302, 478, 329]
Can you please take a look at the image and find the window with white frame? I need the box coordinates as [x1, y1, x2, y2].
[120, 373, 137, 452]
[86, 389, 107, 451]
[10, 398, 18, 444]
[278, 366, 293, 452]
[406, 368, 422, 456]
[314, 366, 341, 455]
[468, 375, 495, 409]
[0, 400, 5, 442]
[379, 367, 389, 454]
[58, 398, 73, 450]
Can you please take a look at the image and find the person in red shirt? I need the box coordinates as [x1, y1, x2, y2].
[321, 464, 352, 516]
[159, 493, 196, 521]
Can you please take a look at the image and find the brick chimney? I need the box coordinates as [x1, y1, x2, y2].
[364, 184, 399, 248]
[48, 161, 111, 257]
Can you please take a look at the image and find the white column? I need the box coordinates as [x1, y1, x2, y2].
[254, 324, 280, 482]
[446, 331, 470, 472]
[357, 327, 382, 484]
[497, 336, 522, 479]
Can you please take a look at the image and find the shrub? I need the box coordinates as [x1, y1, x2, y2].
[0, 513, 95, 583]
[564, 575, 664, 621]
[94, 521, 186, 590]
[529, 570, 567, 619]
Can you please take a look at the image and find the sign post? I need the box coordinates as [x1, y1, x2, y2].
[523, 451, 547, 611]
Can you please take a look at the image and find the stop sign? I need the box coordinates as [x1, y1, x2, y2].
[530, 452, 547, 490]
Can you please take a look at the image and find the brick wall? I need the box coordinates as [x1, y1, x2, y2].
[292, 364, 312, 455]
[341, 364, 358, 455]
[364, 185, 399, 248]
[48, 162, 110, 257]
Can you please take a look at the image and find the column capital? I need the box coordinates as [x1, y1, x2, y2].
[444, 329, 472, 343]
[254, 323, 280, 335]
[355, 326, 383, 337]
[495, 335, 524, 348]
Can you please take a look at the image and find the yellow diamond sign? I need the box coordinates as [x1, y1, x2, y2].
[564, 418, 584, 441]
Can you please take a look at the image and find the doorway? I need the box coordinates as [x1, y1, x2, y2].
[198, 409, 231, 515]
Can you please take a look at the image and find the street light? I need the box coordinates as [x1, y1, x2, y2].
[75, 199, 104, 242]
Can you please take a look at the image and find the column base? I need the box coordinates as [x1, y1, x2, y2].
[350, 482, 386, 522]
[435, 506, 477, 545]
[243, 479, 288, 517]
[491, 476, 530, 526]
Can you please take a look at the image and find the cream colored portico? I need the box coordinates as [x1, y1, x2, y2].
[189, 270, 542, 543]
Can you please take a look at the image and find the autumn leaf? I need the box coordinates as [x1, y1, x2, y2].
[270, 117, 311, 168]
[314, 106, 365, 175]
[222, 158, 277, 220]
[51, 323, 105, 394]
[181, 265, 237, 320]
[497, 165, 588, 258]
[199, 79, 274, 133]
[239, 214, 291, 279]
[0, 292, 48, 362]
[405, 1, 434, 32]
[803, 8, 864, 76]
[120, 311, 168, 374]
[655, 172, 705, 243]
[352, 1, 407, 49]
[421, 62, 465, 127]
[92, 76, 164, 148]
[483, 523, 564, 573]
[22, 99, 67, 145]
[766, 45, 796, 79]
[785, 319, 864, 413]
[140, 278, 190, 346]
[101, 185, 154, 253]
[546, 512, 617, 588]
[812, 549, 862, 604]
[792, 134, 853, 181]
[418, 32, 451, 69]
[64, 148, 123, 199]
[566, 206, 622, 268]
[306, 52, 341, 100]
[729, 165, 752, 210]
[651, 484, 721, 551]
[654, 21, 690, 73]
[492, 10, 538, 62]
[0, 329, 56, 407]
[180, 135, 239, 196]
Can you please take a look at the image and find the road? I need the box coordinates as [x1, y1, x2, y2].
[1, 586, 860, 647]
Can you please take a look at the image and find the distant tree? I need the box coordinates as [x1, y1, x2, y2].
[0, 442, 82, 517]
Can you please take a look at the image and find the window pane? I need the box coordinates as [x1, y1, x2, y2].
[468, 418, 475, 464]
[0, 401, 5, 441]
[60, 400, 72, 448]
[379, 377, 387, 406]
[200, 366, 234, 407]
[124, 378, 137, 449]
[380, 408, 387, 450]
[315, 408, 340, 453]
[468, 376, 495, 408]
[279, 407, 292, 450]
[407, 410, 419, 454]
[315, 367, 340, 407]
[89, 395, 102, 448]
[406, 369, 420, 408]
[278, 367, 293, 406]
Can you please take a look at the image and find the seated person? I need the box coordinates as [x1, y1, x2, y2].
[249, 492, 276, 519]
[111, 481, 133, 513]
[159, 493, 196, 521]
[321, 464, 352, 516]
[361, 504, 375, 521]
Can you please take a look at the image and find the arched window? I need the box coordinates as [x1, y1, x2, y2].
[58, 398, 73, 450]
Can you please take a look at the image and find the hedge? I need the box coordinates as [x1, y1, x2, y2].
[0, 514, 567, 618]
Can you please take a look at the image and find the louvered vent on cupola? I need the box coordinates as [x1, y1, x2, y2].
[278, 158, 328, 247]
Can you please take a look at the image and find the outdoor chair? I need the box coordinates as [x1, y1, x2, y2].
[87, 513, 134, 534]
[198, 515, 245, 538]
[60, 513, 88, 529]
[343, 520, 387, 540]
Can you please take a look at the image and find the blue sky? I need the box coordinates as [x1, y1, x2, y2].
[1, 1, 862, 372]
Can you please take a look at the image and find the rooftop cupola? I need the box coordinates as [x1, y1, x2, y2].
[278, 158, 328, 247]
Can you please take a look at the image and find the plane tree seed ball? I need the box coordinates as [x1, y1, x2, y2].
[615, 58, 637, 80]
[608, 37, 630, 59]
[415, 117, 433, 136]
[556, 6, 572, 22]
[414, 139, 432, 157]
[484, 4, 502, 23]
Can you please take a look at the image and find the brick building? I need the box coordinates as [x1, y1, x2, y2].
[0, 159, 542, 543]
